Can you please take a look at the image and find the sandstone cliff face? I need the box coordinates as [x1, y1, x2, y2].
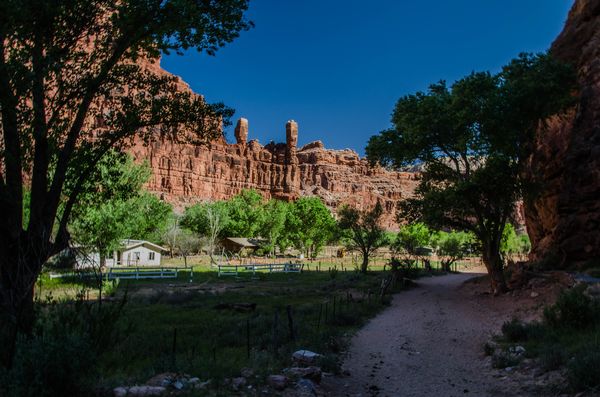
[129, 118, 418, 229]
[526, 0, 600, 266]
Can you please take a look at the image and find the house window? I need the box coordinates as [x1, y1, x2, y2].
[149, 252, 155, 261]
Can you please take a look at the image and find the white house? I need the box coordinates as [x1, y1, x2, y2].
[75, 239, 167, 268]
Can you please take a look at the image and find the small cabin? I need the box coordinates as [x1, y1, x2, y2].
[76, 239, 167, 268]
[114, 240, 166, 266]
[221, 237, 261, 255]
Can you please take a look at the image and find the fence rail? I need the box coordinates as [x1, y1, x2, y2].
[216, 262, 303, 277]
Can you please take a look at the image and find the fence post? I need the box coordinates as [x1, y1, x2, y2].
[286, 305, 295, 342]
[246, 318, 251, 359]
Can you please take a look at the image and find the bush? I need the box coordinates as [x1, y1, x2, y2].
[543, 285, 600, 330]
[539, 346, 566, 371]
[0, 296, 127, 397]
[567, 344, 600, 391]
[389, 258, 419, 280]
[501, 318, 529, 342]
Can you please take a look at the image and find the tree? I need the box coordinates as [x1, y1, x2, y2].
[161, 216, 182, 258]
[181, 201, 228, 257]
[501, 223, 531, 260]
[434, 231, 472, 271]
[285, 197, 336, 258]
[176, 230, 200, 268]
[260, 199, 289, 257]
[0, 0, 252, 357]
[393, 223, 431, 264]
[222, 189, 265, 237]
[338, 202, 389, 273]
[70, 152, 172, 267]
[367, 53, 575, 294]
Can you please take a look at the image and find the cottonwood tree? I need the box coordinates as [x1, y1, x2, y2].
[181, 201, 228, 257]
[285, 197, 336, 258]
[433, 231, 472, 271]
[338, 202, 388, 273]
[393, 222, 431, 266]
[176, 230, 200, 268]
[367, 53, 575, 294]
[0, 0, 252, 361]
[260, 199, 289, 257]
[70, 151, 171, 267]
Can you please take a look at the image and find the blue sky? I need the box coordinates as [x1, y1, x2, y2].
[162, 0, 573, 156]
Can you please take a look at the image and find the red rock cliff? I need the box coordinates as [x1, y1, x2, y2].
[525, 0, 600, 266]
[129, 118, 418, 230]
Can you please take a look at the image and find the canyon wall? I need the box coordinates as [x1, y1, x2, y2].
[525, 0, 600, 266]
[128, 118, 418, 230]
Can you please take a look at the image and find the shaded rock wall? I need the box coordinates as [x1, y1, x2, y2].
[526, 0, 600, 266]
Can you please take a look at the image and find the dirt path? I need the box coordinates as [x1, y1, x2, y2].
[328, 273, 521, 397]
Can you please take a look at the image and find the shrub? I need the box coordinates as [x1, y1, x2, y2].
[501, 318, 529, 342]
[543, 285, 600, 330]
[0, 296, 127, 397]
[567, 344, 600, 391]
[389, 258, 419, 280]
[539, 346, 566, 371]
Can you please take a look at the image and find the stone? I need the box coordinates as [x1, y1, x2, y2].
[292, 350, 322, 365]
[231, 377, 247, 391]
[283, 366, 322, 383]
[267, 374, 288, 390]
[173, 381, 184, 390]
[145, 372, 175, 387]
[510, 346, 526, 356]
[113, 386, 166, 397]
[296, 378, 318, 396]
[241, 367, 255, 378]
[234, 118, 249, 145]
[525, 0, 600, 267]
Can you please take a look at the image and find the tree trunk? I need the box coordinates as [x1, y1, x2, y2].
[481, 242, 507, 295]
[0, 244, 42, 368]
[360, 254, 369, 273]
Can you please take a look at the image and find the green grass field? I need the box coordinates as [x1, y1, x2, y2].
[35, 259, 448, 391]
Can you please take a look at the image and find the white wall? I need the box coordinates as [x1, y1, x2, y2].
[119, 245, 162, 266]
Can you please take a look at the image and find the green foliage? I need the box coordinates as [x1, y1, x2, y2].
[496, 286, 600, 392]
[0, 0, 252, 355]
[567, 344, 600, 391]
[181, 201, 229, 236]
[69, 152, 171, 262]
[501, 318, 529, 342]
[543, 285, 600, 330]
[394, 223, 430, 257]
[432, 230, 473, 270]
[0, 296, 126, 397]
[366, 53, 576, 291]
[338, 202, 389, 273]
[222, 190, 266, 237]
[501, 223, 531, 256]
[260, 199, 289, 255]
[284, 197, 336, 257]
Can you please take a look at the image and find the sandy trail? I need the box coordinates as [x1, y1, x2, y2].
[332, 273, 516, 397]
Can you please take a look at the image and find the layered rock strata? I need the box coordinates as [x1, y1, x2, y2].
[128, 118, 418, 229]
[525, 0, 600, 266]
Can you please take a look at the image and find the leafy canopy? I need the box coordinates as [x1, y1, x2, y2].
[366, 53, 576, 292]
[338, 202, 389, 273]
